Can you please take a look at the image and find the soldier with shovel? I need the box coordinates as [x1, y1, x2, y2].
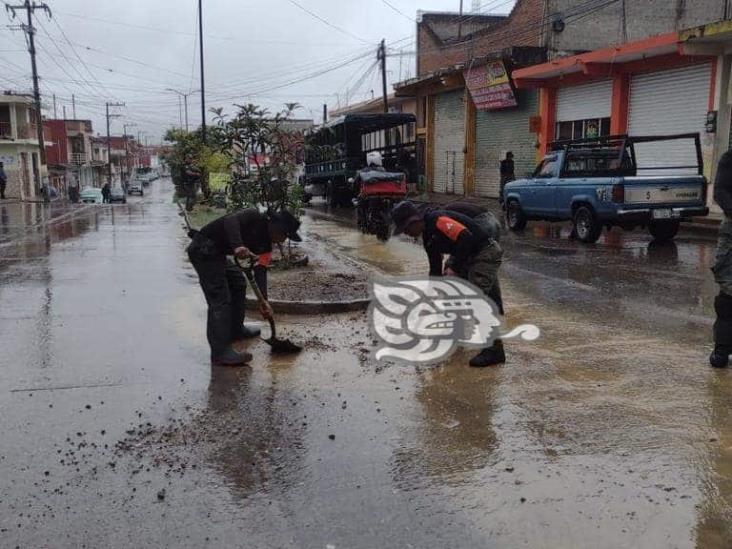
[187, 209, 302, 366]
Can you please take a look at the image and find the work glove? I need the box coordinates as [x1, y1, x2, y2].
[234, 246, 257, 261]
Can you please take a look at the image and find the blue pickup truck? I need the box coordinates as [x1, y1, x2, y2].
[504, 134, 709, 243]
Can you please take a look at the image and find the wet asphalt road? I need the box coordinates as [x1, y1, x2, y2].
[1, 185, 731, 548]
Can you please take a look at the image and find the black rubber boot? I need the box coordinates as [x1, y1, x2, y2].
[469, 340, 506, 368]
[211, 348, 253, 367]
[231, 324, 261, 342]
[713, 293, 732, 368]
[710, 345, 731, 369]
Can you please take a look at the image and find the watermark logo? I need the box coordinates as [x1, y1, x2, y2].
[369, 277, 540, 364]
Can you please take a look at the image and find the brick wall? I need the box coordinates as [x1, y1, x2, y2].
[417, 0, 732, 76]
[417, 0, 545, 76]
[547, 0, 730, 57]
[44, 120, 68, 166]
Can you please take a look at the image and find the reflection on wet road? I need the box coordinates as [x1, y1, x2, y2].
[1, 188, 731, 547]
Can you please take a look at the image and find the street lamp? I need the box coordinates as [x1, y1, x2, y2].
[165, 89, 200, 132]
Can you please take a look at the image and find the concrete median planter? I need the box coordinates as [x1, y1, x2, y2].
[245, 297, 370, 315]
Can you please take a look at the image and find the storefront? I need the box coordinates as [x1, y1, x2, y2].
[432, 89, 466, 194]
[680, 19, 732, 197]
[513, 32, 716, 183]
[464, 60, 538, 198]
[395, 47, 545, 198]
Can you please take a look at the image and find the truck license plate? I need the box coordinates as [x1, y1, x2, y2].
[652, 209, 679, 220]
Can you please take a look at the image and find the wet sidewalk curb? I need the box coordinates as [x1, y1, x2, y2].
[245, 297, 369, 314]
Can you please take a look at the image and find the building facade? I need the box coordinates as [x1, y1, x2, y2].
[0, 92, 46, 200]
[396, 0, 732, 199]
[44, 119, 101, 194]
[512, 31, 726, 210]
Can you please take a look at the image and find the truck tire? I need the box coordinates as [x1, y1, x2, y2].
[506, 200, 527, 231]
[648, 219, 680, 242]
[573, 205, 602, 243]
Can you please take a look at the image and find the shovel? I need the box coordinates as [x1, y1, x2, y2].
[235, 257, 302, 354]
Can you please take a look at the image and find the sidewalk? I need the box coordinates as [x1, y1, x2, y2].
[411, 192, 723, 235]
[0, 200, 91, 246]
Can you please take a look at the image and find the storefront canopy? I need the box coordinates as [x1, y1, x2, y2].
[513, 32, 681, 88]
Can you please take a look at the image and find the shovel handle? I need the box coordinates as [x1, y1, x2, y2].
[235, 257, 277, 339]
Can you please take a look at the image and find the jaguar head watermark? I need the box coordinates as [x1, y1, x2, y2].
[369, 277, 540, 364]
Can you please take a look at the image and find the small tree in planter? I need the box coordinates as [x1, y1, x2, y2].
[211, 103, 306, 264]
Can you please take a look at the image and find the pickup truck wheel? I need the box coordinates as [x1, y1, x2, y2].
[506, 201, 527, 231]
[648, 219, 680, 242]
[573, 206, 602, 244]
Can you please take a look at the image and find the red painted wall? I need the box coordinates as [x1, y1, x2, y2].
[44, 120, 68, 165]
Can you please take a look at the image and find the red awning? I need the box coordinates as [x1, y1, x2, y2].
[513, 32, 680, 88]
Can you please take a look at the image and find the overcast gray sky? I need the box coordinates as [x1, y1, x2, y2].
[0, 0, 515, 143]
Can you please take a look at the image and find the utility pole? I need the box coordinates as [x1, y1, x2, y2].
[52, 93, 56, 118]
[198, 0, 206, 143]
[72, 94, 76, 118]
[378, 39, 388, 113]
[166, 89, 199, 132]
[62, 105, 66, 119]
[6, 0, 52, 198]
[105, 101, 124, 185]
[323, 103, 328, 124]
[176, 94, 183, 129]
[458, 0, 464, 39]
[123, 122, 137, 182]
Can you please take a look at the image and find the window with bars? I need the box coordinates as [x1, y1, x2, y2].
[556, 117, 611, 141]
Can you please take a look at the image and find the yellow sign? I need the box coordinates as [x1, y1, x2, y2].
[485, 61, 510, 87]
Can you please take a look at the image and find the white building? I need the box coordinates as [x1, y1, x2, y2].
[0, 92, 47, 200]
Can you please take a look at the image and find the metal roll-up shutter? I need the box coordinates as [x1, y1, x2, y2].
[474, 90, 538, 198]
[556, 80, 612, 122]
[433, 90, 465, 194]
[628, 63, 711, 175]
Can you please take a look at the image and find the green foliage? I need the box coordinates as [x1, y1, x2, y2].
[210, 103, 305, 217]
[162, 127, 216, 200]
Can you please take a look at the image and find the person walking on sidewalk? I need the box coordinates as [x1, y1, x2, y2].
[391, 200, 506, 367]
[187, 209, 302, 367]
[0, 162, 7, 200]
[499, 152, 515, 208]
[711, 150, 732, 367]
[102, 182, 111, 204]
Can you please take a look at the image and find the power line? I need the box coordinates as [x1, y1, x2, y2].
[284, 0, 372, 45]
[35, 20, 109, 103]
[46, 15, 121, 101]
[392, 0, 620, 60]
[380, 0, 416, 22]
[210, 51, 373, 104]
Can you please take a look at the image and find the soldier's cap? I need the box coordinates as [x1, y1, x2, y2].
[269, 209, 302, 242]
[391, 200, 422, 236]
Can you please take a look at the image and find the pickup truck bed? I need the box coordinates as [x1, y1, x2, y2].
[504, 134, 709, 243]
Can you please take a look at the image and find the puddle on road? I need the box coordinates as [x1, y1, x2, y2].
[302, 214, 427, 276]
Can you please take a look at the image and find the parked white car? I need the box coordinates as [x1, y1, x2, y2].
[80, 187, 104, 204]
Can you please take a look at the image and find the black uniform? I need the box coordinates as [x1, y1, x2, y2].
[187, 209, 272, 360]
[712, 151, 732, 355]
[499, 158, 515, 206]
[0, 167, 6, 199]
[421, 203, 504, 313]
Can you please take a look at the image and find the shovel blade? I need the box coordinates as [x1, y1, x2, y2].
[264, 337, 303, 354]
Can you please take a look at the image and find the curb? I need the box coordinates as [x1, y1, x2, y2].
[245, 297, 370, 315]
